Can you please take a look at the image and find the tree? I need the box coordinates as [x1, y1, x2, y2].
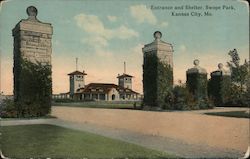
[227, 49, 250, 105]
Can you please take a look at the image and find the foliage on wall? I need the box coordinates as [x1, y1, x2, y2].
[143, 52, 158, 107]
[143, 52, 173, 109]
[208, 74, 231, 106]
[15, 59, 52, 117]
[156, 61, 173, 109]
[186, 73, 207, 100]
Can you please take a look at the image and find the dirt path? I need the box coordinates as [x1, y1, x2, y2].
[51, 106, 249, 158]
[0, 118, 244, 158]
[1, 107, 249, 158]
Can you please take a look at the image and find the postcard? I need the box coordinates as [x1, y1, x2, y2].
[0, 0, 249, 158]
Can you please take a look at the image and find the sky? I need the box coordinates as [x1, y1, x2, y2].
[0, 0, 249, 95]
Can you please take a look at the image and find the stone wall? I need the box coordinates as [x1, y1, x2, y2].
[12, 20, 52, 65]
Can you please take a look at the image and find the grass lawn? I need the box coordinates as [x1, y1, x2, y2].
[205, 111, 250, 119]
[1, 124, 174, 159]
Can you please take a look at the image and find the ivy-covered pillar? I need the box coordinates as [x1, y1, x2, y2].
[142, 31, 174, 109]
[12, 6, 53, 117]
[208, 63, 231, 106]
[186, 60, 208, 105]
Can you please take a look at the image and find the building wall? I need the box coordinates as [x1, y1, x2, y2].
[124, 77, 132, 89]
[157, 45, 173, 68]
[118, 77, 132, 89]
[69, 74, 85, 96]
[107, 88, 120, 101]
[74, 75, 84, 93]
[69, 76, 75, 96]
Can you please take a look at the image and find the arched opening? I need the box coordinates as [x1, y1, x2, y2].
[112, 94, 115, 100]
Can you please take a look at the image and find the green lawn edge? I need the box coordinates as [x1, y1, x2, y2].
[1, 124, 177, 159]
[204, 111, 250, 119]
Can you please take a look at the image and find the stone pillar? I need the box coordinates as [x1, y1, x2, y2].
[13, 6, 53, 101]
[142, 31, 174, 109]
[186, 59, 208, 102]
[208, 63, 231, 105]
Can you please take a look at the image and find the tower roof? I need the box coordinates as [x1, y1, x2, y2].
[68, 70, 87, 76]
[117, 73, 133, 78]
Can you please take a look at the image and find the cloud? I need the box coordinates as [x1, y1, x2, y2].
[74, 13, 138, 40]
[160, 21, 168, 27]
[179, 45, 187, 52]
[130, 5, 157, 25]
[74, 13, 138, 50]
[95, 49, 113, 58]
[81, 36, 108, 47]
[129, 5, 169, 28]
[107, 15, 117, 22]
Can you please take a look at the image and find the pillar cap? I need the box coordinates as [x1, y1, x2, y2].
[187, 59, 207, 74]
[26, 6, 38, 20]
[154, 31, 162, 40]
[211, 63, 231, 76]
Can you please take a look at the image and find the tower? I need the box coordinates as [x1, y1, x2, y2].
[117, 74, 133, 89]
[142, 31, 174, 108]
[117, 62, 133, 89]
[13, 6, 53, 100]
[68, 70, 87, 96]
[68, 58, 87, 96]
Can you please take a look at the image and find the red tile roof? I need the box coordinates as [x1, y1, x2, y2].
[117, 73, 133, 78]
[77, 83, 139, 94]
[68, 70, 87, 76]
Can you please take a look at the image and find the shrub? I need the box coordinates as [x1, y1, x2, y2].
[53, 98, 75, 103]
[0, 99, 18, 118]
[172, 85, 214, 110]
[172, 85, 188, 110]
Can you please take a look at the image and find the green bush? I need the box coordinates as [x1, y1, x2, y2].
[15, 60, 52, 117]
[53, 98, 75, 103]
[172, 85, 188, 110]
[172, 85, 213, 110]
[0, 99, 18, 118]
